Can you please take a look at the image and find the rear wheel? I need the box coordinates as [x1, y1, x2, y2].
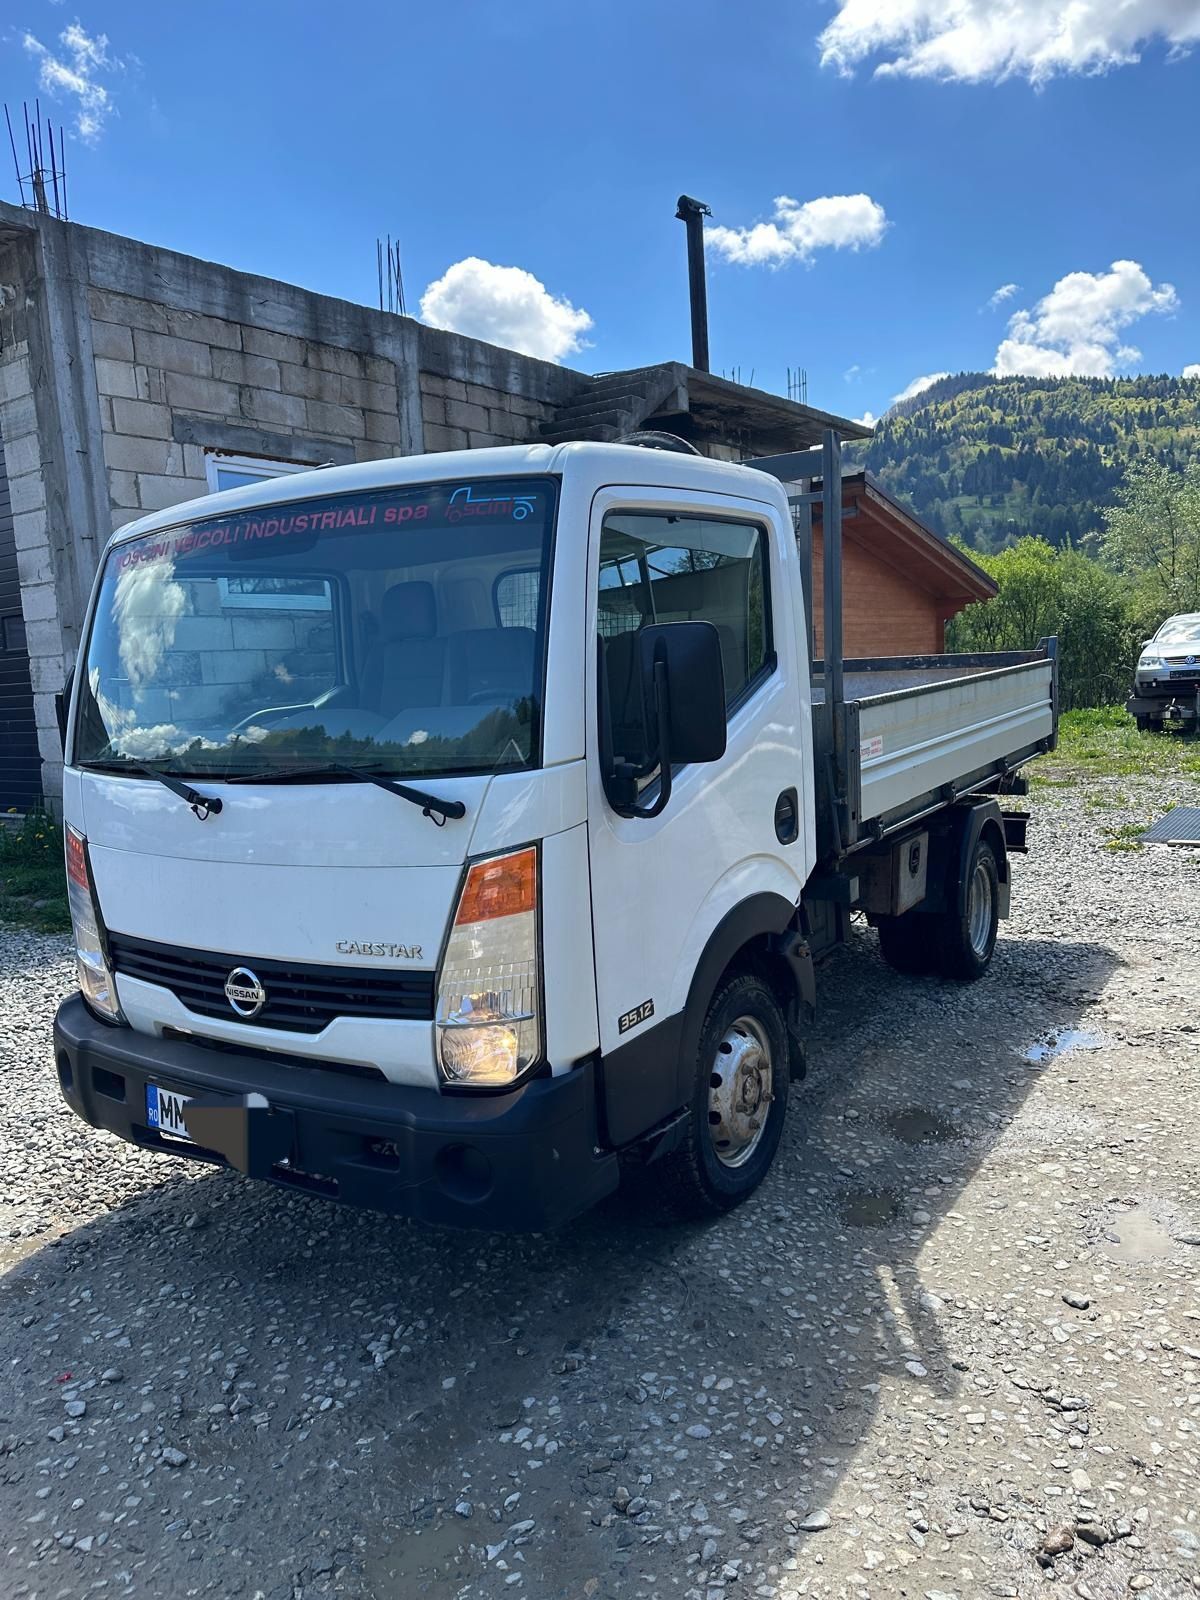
[655, 970, 790, 1217]
[933, 837, 1000, 981]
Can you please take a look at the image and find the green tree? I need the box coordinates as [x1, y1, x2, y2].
[1100, 459, 1200, 624]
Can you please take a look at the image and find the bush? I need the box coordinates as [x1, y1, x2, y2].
[0, 807, 70, 933]
[947, 537, 1141, 709]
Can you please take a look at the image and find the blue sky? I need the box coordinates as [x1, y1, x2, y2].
[5, 0, 1200, 424]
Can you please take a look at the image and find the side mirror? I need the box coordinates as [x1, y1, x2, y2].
[601, 621, 726, 819]
[637, 621, 727, 766]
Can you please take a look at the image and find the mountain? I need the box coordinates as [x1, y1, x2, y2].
[856, 371, 1200, 553]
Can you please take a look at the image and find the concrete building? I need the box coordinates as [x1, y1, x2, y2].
[0, 201, 987, 809]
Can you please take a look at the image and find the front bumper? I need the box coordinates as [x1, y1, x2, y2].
[1128, 682, 1200, 723]
[53, 995, 617, 1231]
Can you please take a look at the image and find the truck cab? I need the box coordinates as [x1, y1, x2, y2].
[53, 441, 1055, 1229]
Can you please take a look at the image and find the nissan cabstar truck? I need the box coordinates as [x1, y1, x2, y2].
[53, 437, 1057, 1229]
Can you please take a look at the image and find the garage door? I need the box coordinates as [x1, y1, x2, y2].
[0, 439, 43, 811]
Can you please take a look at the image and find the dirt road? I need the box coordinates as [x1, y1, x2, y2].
[2, 771, 1198, 1600]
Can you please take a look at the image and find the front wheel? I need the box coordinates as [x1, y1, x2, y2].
[655, 970, 790, 1217]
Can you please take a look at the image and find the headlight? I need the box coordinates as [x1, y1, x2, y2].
[436, 846, 540, 1089]
[1138, 653, 1164, 670]
[65, 826, 124, 1023]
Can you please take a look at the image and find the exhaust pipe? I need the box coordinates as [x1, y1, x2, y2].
[676, 195, 712, 373]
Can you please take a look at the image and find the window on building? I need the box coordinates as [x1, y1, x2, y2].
[204, 452, 311, 495]
[2, 613, 28, 653]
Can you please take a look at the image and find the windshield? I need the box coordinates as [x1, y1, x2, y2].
[1155, 616, 1200, 646]
[74, 476, 556, 780]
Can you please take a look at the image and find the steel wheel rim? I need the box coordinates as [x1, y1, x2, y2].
[708, 1014, 774, 1168]
[967, 859, 994, 957]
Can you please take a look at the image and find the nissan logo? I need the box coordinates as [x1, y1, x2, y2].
[224, 966, 267, 1019]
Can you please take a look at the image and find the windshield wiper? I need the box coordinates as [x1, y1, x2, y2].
[225, 762, 466, 825]
[77, 759, 224, 821]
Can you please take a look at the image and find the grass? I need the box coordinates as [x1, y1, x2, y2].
[1102, 821, 1148, 853]
[0, 809, 71, 934]
[1035, 706, 1200, 783]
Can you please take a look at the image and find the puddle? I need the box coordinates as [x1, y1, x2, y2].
[840, 1188, 901, 1228]
[363, 1516, 474, 1593]
[886, 1107, 957, 1145]
[1102, 1205, 1176, 1263]
[1023, 1027, 1105, 1065]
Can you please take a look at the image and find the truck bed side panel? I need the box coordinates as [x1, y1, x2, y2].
[856, 660, 1055, 824]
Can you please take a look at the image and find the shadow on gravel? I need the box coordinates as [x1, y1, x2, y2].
[1, 928, 1122, 1599]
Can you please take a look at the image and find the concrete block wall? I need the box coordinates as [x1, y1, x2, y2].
[417, 325, 584, 454]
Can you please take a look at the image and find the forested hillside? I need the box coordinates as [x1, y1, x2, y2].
[859, 372, 1200, 552]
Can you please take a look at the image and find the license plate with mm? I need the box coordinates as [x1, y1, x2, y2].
[146, 1084, 193, 1141]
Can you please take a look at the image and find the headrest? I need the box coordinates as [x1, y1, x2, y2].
[380, 580, 436, 639]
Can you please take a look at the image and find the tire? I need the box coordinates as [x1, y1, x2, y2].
[876, 911, 937, 975]
[654, 969, 790, 1218]
[1133, 715, 1153, 733]
[933, 836, 1000, 982]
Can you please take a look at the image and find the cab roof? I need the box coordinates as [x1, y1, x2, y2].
[104, 441, 786, 551]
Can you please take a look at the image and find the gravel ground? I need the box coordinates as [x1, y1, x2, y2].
[2, 771, 1199, 1600]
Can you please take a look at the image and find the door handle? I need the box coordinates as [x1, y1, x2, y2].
[775, 788, 799, 844]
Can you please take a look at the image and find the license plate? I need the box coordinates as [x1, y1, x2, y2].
[146, 1084, 193, 1142]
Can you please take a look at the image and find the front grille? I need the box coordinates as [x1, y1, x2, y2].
[109, 931, 435, 1034]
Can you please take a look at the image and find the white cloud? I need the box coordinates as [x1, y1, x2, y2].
[1184, 362, 1200, 377]
[987, 282, 1020, 309]
[992, 260, 1178, 377]
[844, 363, 861, 382]
[855, 410, 878, 428]
[418, 257, 593, 364]
[23, 22, 124, 142]
[707, 193, 888, 267]
[818, 0, 1200, 85]
[891, 371, 950, 405]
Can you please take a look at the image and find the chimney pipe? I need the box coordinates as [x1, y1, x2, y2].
[676, 194, 712, 372]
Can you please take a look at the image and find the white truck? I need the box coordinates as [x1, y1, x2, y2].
[53, 437, 1057, 1229]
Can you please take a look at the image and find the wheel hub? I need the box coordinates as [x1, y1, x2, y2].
[708, 1015, 774, 1168]
[967, 858, 994, 957]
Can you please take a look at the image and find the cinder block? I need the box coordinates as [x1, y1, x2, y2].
[30, 654, 65, 693]
[363, 355, 395, 385]
[15, 545, 53, 588]
[20, 583, 58, 623]
[467, 430, 510, 449]
[141, 366, 167, 403]
[133, 328, 214, 377]
[466, 383, 507, 409]
[111, 506, 140, 532]
[104, 434, 184, 474]
[108, 469, 141, 507]
[13, 508, 48, 552]
[445, 399, 490, 431]
[88, 288, 169, 334]
[91, 321, 136, 361]
[0, 358, 34, 405]
[9, 469, 47, 515]
[243, 327, 307, 365]
[0, 430, 42, 478]
[94, 358, 145, 400]
[423, 374, 468, 403]
[240, 388, 307, 429]
[175, 616, 233, 650]
[338, 374, 396, 411]
[183, 443, 208, 478]
[111, 397, 173, 438]
[423, 424, 468, 452]
[212, 349, 282, 389]
[421, 394, 446, 425]
[25, 617, 64, 660]
[306, 399, 365, 438]
[137, 472, 199, 512]
[307, 343, 365, 379]
[365, 409, 403, 445]
[354, 439, 397, 462]
[164, 372, 239, 413]
[164, 308, 242, 351]
[279, 362, 340, 402]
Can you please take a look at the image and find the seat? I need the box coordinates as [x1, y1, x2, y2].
[445, 627, 536, 707]
[360, 581, 447, 714]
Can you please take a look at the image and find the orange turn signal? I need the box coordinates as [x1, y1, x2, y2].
[66, 826, 89, 890]
[454, 847, 537, 925]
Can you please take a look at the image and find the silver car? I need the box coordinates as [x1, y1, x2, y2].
[1128, 613, 1200, 730]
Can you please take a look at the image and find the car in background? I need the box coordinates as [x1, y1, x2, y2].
[1127, 613, 1200, 732]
